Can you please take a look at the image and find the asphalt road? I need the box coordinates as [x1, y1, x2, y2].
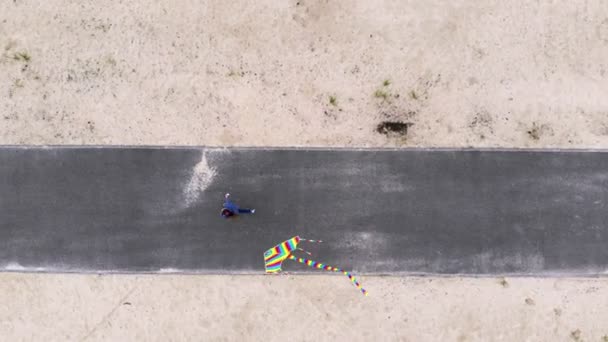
[0, 147, 607, 276]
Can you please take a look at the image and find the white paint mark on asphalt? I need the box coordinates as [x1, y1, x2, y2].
[1, 262, 47, 272]
[183, 153, 217, 207]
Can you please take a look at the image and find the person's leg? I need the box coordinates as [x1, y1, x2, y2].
[238, 208, 255, 214]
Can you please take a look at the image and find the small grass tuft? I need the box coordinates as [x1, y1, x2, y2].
[13, 51, 31, 62]
[570, 329, 581, 341]
[227, 70, 245, 77]
[329, 95, 337, 106]
[383, 79, 391, 87]
[410, 90, 418, 100]
[106, 56, 117, 66]
[527, 123, 541, 140]
[374, 89, 389, 100]
[498, 278, 509, 288]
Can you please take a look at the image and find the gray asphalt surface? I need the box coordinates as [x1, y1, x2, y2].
[0, 147, 607, 275]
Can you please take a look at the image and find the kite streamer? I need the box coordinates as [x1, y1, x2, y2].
[300, 238, 323, 243]
[287, 255, 368, 296]
[263, 235, 368, 296]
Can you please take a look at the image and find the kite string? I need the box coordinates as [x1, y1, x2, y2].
[296, 248, 312, 256]
[300, 238, 323, 243]
[296, 238, 321, 256]
[287, 255, 368, 296]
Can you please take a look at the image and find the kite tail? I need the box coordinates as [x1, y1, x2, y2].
[288, 255, 368, 296]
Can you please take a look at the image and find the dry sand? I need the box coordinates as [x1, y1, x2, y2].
[1, 274, 607, 341]
[1, 0, 608, 341]
[3, 0, 608, 148]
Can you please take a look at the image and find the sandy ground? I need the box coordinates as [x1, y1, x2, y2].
[1, 274, 607, 342]
[3, 0, 608, 148]
[2, 0, 608, 341]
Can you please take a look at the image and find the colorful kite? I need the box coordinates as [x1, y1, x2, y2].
[263, 235, 368, 296]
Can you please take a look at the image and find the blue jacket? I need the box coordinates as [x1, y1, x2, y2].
[222, 198, 239, 217]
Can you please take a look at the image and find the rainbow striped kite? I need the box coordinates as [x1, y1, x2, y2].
[263, 235, 368, 296]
